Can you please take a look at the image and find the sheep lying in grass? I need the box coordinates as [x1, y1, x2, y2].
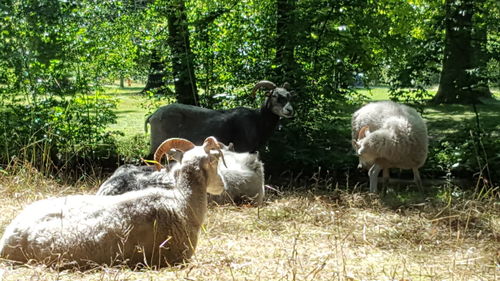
[208, 144, 265, 205]
[97, 143, 265, 206]
[96, 164, 174, 196]
[352, 101, 428, 192]
[0, 137, 225, 269]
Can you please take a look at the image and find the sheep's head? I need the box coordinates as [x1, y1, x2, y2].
[252, 80, 294, 118]
[154, 137, 225, 195]
[353, 126, 376, 169]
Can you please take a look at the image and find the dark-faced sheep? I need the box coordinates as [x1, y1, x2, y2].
[145, 80, 294, 154]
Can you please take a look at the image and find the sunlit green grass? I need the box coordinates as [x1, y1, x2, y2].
[355, 86, 439, 101]
[104, 85, 150, 138]
[104, 84, 500, 158]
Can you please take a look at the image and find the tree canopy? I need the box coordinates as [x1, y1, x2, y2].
[0, 0, 498, 178]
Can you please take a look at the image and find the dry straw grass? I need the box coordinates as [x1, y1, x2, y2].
[0, 167, 498, 280]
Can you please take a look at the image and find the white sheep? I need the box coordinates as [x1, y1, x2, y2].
[208, 146, 265, 205]
[352, 101, 428, 192]
[0, 137, 225, 269]
[96, 143, 265, 206]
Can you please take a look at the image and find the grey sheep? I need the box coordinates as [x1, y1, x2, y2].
[352, 101, 428, 192]
[97, 143, 265, 206]
[0, 137, 225, 269]
[96, 164, 174, 196]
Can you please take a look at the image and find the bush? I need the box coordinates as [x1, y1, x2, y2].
[0, 94, 120, 174]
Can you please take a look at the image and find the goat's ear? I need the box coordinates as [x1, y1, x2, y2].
[282, 82, 291, 90]
[265, 90, 273, 97]
[228, 142, 235, 151]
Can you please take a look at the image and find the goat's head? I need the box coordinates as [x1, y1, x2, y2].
[154, 137, 225, 195]
[252, 80, 294, 118]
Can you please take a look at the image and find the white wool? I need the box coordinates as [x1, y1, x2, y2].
[97, 148, 265, 206]
[0, 144, 224, 269]
[352, 101, 428, 192]
[209, 150, 265, 205]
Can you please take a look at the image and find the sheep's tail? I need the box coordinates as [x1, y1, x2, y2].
[144, 115, 151, 132]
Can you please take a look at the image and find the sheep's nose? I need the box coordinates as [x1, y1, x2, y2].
[282, 104, 294, 117]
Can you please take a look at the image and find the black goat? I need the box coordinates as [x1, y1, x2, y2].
[145, 80, 294, 154]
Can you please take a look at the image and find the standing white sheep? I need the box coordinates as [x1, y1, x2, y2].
[0, 137, 225, 269]
[352, 101, 428, 192]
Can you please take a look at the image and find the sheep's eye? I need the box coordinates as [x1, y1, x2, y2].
[277, 96, 287, 104]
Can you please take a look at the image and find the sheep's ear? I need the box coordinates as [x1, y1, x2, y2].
[358, 126, 370, 139]
[228, 142, 235, 151]
[167, 149, 184, 163]
[352, 140, 358, 148]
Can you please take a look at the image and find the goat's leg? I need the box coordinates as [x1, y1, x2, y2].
[368, 164, 382, 193]
[413, 168, 423, 191]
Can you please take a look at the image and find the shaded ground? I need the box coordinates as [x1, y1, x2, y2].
[0, 170, 498, 280]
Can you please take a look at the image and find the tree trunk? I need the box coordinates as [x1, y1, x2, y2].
[433, 0, 491, 104]
[143, 49, 168, 93]
[274, 0, 299, 85]
[167, 0, 199, 105]
[470, 0, 492, 97]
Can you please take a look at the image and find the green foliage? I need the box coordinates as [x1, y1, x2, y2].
[0, 95, 119, 173]
[0, 0, 130, 173]
[425, 116, 500, 186]
[0, 0, 499, 187]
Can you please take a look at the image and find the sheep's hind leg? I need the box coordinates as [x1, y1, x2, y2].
[381, 168, 390, 194]
[413, 168, 423, 191]
[368, 164, 382, 193]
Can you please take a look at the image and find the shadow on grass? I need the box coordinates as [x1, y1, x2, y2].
[115, 110, 142, 115]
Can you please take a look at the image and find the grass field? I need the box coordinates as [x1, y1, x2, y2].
[0, 171, 498, 280]
[0, 85, 499, 280]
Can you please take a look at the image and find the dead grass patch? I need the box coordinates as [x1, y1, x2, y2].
[0, 170, 498, 280]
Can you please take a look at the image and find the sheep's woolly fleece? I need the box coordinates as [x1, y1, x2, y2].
[352, 100, 428, 170]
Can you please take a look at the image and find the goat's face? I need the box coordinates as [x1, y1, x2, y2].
[267, 87, 294, 118]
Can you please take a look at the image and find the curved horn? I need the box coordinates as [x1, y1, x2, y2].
[203, 136, 227, 168]
[251, 80, 277, 97]
[154, 138, 195, 171]
[357, 126, 370, 140]
[203, 137, 221, 152]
